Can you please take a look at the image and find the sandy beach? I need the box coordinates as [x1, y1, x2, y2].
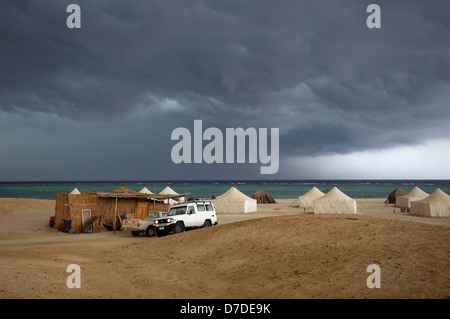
[0, 197, 449, 299]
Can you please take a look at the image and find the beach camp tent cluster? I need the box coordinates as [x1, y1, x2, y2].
[56, 183, 449, 233]
[298, 186, 357, 215]
[384, 186, 450, 217]
[410, 188, 450, 217]
[214, 185, 358, 215]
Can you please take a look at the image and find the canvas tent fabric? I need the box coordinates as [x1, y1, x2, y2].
[69, 188, 81, 195]
[139, 187, 153, 194]
[299, 187, 325, 208]
[410, 188, 450, 217]
[159, 186, 184, 204]
[251, 189, 276, 204]
[396, 187, 429, 208]
[213, 187, 257, 213]
[313, 187, 357, 215]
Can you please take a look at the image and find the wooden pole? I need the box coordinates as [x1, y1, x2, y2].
[113, 197, 118, 234]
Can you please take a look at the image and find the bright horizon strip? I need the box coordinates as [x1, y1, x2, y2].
[285, 138, 450, 180]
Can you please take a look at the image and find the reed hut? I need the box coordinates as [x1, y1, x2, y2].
[54, 188, 187, 233]
[251, 189, 276, 204]
[384, 188, 408, 205]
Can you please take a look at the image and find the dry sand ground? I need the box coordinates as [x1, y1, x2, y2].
[0, 197, 449, 299]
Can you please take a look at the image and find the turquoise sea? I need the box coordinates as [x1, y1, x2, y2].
[1, 180, 449, 200]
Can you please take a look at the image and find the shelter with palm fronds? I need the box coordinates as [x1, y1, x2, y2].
[251, 189, 276, 204]
[385, 188, 407, 205]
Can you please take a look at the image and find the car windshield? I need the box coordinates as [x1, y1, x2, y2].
[168, 206, 187, 216]
[147, 212, 161, 218]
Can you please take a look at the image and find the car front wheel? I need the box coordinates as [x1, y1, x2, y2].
[146, 226, 155, 237]
[173, 222, 185, 234]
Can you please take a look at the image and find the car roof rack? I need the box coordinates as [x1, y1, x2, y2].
[184, 198, 213, 203]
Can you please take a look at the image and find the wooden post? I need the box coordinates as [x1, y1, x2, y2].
[113, 197, 118, 234]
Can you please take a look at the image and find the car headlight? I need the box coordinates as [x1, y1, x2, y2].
[154, 220, 159, 224]
[167, 218, 173, 223]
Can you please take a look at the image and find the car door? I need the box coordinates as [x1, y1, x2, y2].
[195, 204, 207, 226]
[183, 204, 197, 228]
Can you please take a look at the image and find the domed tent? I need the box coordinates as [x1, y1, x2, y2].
[299, 187, 325, 209]
[69, 188, 81, 195]
[139, 187, 153, 195]
[213, 187, 257, 213]
[396, 186, 429, 209]
[251, 189, 276, 204]
[410, 188, 450, 217]
[384, 188, 408, 205]
[313, 187, 357, 215]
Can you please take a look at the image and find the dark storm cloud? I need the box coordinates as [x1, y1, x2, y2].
[1, 0, 449, 162]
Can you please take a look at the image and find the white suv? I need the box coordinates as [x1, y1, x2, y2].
[154, 200, 218, 236]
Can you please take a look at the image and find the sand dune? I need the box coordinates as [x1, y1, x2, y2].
[0, 198, 449, 299]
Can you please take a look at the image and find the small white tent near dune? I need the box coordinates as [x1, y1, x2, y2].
[212, 187, 257, 213]
[396, 186, 428, 209]
[410, 188, 450, 217]
[313, 187, 357, 215]
[299, 187, 325, 209]
[138, 187, 153, 195]
[69, 188, 81, 195]
[159, 186, 185, 204]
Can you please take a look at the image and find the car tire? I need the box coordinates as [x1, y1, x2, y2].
[202, 220, 212, 228]
[145, 226, 155, 237]
[173, 222, 185, 234]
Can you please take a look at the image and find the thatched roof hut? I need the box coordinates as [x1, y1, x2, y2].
[113, 187, 140, 194]
[251, 189, 276, 204]
[54, 189, 189, 233]
[322, 188, 332, 194]
[385, 188, 408, 204]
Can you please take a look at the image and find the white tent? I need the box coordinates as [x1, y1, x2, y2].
[138, 187, 153, 194]
[313, 187, 357, 215]
[396, 186, 429, 209]
[212, 187, 257, 213]
[299, 187, 325, 209]
[410, 188, 450, 217]
[69, 188, 81, 195]
[159, 186, 184, 204]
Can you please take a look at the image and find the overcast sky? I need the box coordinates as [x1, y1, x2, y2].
[1, 0, 449, 181]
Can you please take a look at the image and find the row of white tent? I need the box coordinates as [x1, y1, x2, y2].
[299, 186, 450, 217]
[398, 187, 450, 217]
[299, 186, 357, 215]
[69, 185, 450, 217]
